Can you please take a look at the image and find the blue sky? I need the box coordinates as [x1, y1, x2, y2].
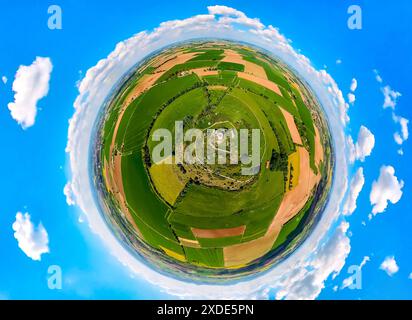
[0, 1, 410, 299]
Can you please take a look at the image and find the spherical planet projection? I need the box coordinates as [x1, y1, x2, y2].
[92, 40, 333, 282]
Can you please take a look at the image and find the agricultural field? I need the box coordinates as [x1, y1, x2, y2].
[94, 40, 333, 276]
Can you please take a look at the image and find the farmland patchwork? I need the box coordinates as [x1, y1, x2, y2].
[92, 41, 333, 280]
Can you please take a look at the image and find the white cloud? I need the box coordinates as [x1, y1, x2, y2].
[7, 57, 53, 129]
[347, 78, 357, 104]
[392, 113, 409, 145]
[66, 5, 351, 299]
[373, 69, 383, 83]
[348, 126, 375, 163]
[394, 132, 403, 145]
[380, 256, 399, 276]
[343, 168, 365, 216]
[336, 59, 342, 65]
[397, 149, 404, 156]
[1, 76, 7, 84]
[370, 165, 404, 215]
[408, 272, 412, 280]
[208, 5, 264, 29]
[275, 221, 351, 300]
[382, 85, 401, 109]
[207, 5, 244, 16]
[12, 212, 49, 261]
[63, 182, 75, 206]
[341, 256, 370, 289]
[347, 93, 356, 104]
[376, 75, 382, 83]
[355, 126, 375, 162]
[350, 78, 357, 92]
[375, 76, 407, 148]
[399, 118, 409, 140]
[347, 136, 355, 163]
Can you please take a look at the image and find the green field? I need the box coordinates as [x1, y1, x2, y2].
[217, 61, 245, 72]
[189, 49, 224, 61]
[156, 60, 218, 83]
[203, 70, 239, 86]
[118, 74, 201, 254]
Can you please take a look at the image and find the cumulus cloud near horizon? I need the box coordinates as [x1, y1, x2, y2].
[63, 182, 76, 206]
[380, 256, 399, 276]
[343, 167, 365, 216]
[275, 221, 351, 300]
[370, 165, 404, 215]
[66, 4, 351, 299]
[7, 57, 53, 129]
[12, 212, 49, 261]
[348, 126, 375, 163]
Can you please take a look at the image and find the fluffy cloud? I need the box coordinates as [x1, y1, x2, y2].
[409, 272, 412, 280]
[7, 57, 53, 129]
[63, 182, 75, 206]
[208, 5, 264, 29]
[1, 76, 7, 84]
[382, 85, 401, 109]
[347, 93, 356, 104]
[12, 212, 49, 261]
[392, 113, 409, 145]
[336, 59, 342, 65]
[348, 126, 375, 163]
[66, 5, 350, 299]
[275, 222, 351, 300]
[378, 79, 408, 148]
[394, 132, 403, 145]
[380, 256, 399, 276]
[370, 165, 404, 215]
[343, 168, 365, 216]
[350, 78, 357, 92]
[341, 256, 370, 289]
